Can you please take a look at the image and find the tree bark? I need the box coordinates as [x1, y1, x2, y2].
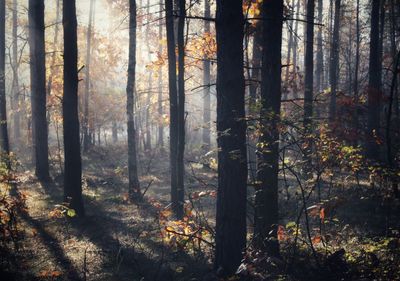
[353, 0, 360, 145]
[328, 0, 341, 122]
[127, 0, 141, 198]
[254, 0, 283, 257]
[0, 0, 10, 161]
[29, 0, 50, 181]
[63, 0, 84, 216]
[202, 0, 211, 148]
[315, 0, 323, 93]
[11, 0, 20, 140]
[367, 0, 382, 161]
[158, 0, 164, 150]
[214, 0, 247, 275]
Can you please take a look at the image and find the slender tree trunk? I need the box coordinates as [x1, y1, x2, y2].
[292, 0, 300, 99]
[11, 0, 20, 140]
[214, 0, 247, 275]
[145, 0, 152, 151]
[285, 0, 295, 87]
[254, 0, 284, 257]
[329, 0, 341, 122]
[303, 0, 315, 173]
[29, 0, 49, 181]
[202, 0, 211, 148]
[158, 0, 164, 150]
[367, 0, 382, 161]
[46, 0, 60, 120]
[165, 0, 179, 217]
[175, 0, 186, 220]
[315, 0, 323, 93]
[127, 0, 141, 198]
[0, 0, 10, 161]
[83, 0, 95, 152]
[353, 0, 360, 145]
[63, 0, 84, 216]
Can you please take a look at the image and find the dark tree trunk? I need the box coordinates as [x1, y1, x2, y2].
[29, 0, 50, 181]
[367, 0, 382, 161]
[202, 0, 211, 148]
[175, 0, 186, 220]
[158, 0, 164, 150]
[315, 0, 324, 93]
[0, 0, 10, 161]
[353, 0, 360, 145]
[112, 121, 118, 143]
[254, 0, 283, 257]
[285, 0, 295, 87]
[292, 0, 300, 99]
[214, 0, 247, 275]
[165, 0, 180, 217]
[63, 0, 84, 216]
[329, 0, 341, 122]
[127, 0, 141, 198]
[145, 0, 152, 151]
[303, 0, 315, 170]
[11, 0, 20, 140]
[83, 0, 96, 153]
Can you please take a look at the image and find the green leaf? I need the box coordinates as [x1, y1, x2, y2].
[67, 209, 76, 217]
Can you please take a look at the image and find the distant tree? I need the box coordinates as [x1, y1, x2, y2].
[29, 0, 50, 181]
[0, 0, 9, 162]
[63, 0, 84, 216]
[254, 0, 284, 256]
[202, 0, 211, 148]
[315, 0, 324, 93]
[157, 0, 164, 150]
[214, 0, 247, 275]
[367, 0, 382, 161]
[11, 0, 20, 140]
[83, 0, 96, 152]
[353, 0, 360, 144]
[126, 0, 141, 198]
[328, 0, 341, 121]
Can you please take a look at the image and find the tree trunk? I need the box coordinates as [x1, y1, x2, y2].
[144, 0, 152, 151]
[292, 0, 300, 99]
[285, 0, 295, 88]
[254, 0, 283, 257]
[165, 0, 180, 218]
[158, 0, 164, 150]
[63, 0, 84, 216]
[328, 0, 341, 122]
[29, 0, 50, 181]
[0, 0, 10, 161]
[353, 0, 360, 145]
[315, 0, 323, 93]
[214, 0, 247, 275]
[367, 0, 382, 161]
[83, 0, 95, 152]
[202, 0, 211, 148]
[11, 0, 20, 140]
[175, 0, 186, 220]
[127, 0, 141, 198]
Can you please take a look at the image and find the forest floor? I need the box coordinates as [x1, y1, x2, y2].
[2, 145, 400, 281]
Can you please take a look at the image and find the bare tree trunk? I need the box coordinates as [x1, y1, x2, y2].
[127, 0, 141, 198]
[353, 0, 360, 145]
[83, 0, 96, 152]
[303, 0, 315, 174]
[202, 0, 211, 148]
[214, 0, 247, 275]
[292, 0, 300, 99]
[63, 0, 84, 216]
[315, 0, 323, 93]
[175, 0, 186, 220]
[165, 0, 179, 217]
[144, 0, 152, 151]
[367, 0, 382, 161]
[11, 0, 20, 140]
[29, 0, 50, 181]
[254, 0, 284, 257]
[328, 0, 341, 122]
[158, 0, 164, 150]
[0, 0, 10, 162]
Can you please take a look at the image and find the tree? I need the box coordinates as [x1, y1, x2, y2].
[157, 0, 164, 150]
[328, 0, 341, 121]
[0, 0, 9, 162]
[315, 0, 324, 93]
[11, 0, 20, 140]
[303, 0, 315, 171]
[214, 0, 247, 275]
[83, 0, 96, 152]
[63, 0, 84, 216]
[29, 0, 50, 181]
[353, 0, 360, 144]
[127, 0, 141, 198]
[202, 0, 211, 148]
[367, 0, 382, 161]
[254, 0, 284, 256]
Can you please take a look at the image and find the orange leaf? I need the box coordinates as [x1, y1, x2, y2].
[319, 208, 325, 220]
[312, 235, 322, 244]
